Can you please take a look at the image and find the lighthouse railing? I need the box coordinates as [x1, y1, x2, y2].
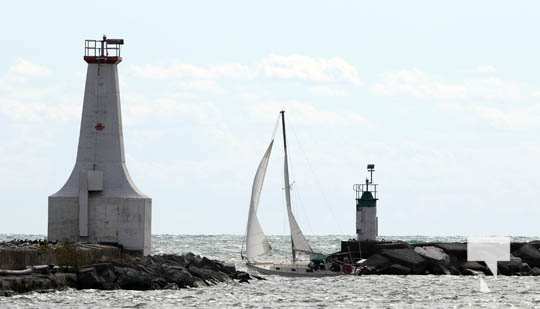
[353, 183, 378, 199]
[84, 40, 122, 57]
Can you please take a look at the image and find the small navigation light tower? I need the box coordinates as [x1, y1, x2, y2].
[48, 36, 152, 255]
[353, 164, 378, 241]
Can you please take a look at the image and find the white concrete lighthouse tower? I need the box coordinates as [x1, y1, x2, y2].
[48, 36, 151, 255]
[354, 164, 378, 241]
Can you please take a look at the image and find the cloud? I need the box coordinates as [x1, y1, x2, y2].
[176, 80, 226, 94]
[464, 77, 524, 101]
[373, 68, 529, 102]
[0, 98, 79, 123]
[250, 100, 368, 126]
[372, 68, 540, 129]
[0, 59, 80, 123]
[309, 85, 348, 97]
[474, 105, 540, 129]
[130, 63, 254, 80]
[123, 94, 223, 126]
[130, 54, 362, 85]
[473, 65, 497, 74]
[6, 58, 50, 82]
[258, 54, 362, 85]
[372, 69, 466, 100]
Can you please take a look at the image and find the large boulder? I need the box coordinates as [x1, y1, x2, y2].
[446, 265, 461, 275]
[414, 246, 450, 265]
[188, 265, 229, 284]
[220, 263, 237, 275]
[380, 248, 426, 274]
[498, 256, 523, 275]
[515, 244, 540, 267]
[94, 263, 117, 290]
[148, 255, 186, 267]
[199, 257, 221, 271]
[380, 264, 411, 275]
[427, 262, 451, 275]
[527, 241, 540, 250]
[234, 271, 251, 283]
[520, 263, 532, 275]
[414, 246, 451, 275]
[54, 272, 77, 288]
[149, 277, 168, 289]
[433, 243, 467, 260]
[161, 265, 196, 288]
[184, 253, 203, 267]
[77, 267, 103, 289]
[460, 261, 489, 275]
[114, 267, 153, 290]
[510, 242, 526, 252]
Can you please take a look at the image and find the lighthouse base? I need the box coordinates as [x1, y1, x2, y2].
[48, 196, 151, 255]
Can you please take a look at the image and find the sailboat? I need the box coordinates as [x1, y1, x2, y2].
[241, 111, 342, 277]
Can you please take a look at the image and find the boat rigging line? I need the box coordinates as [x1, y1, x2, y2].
[287, 113, 345, 235]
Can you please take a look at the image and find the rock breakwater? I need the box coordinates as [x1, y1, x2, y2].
[0, 241, 258, 296]
[334, 240, 540, 276]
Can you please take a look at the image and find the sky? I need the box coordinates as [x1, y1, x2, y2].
[1, 1, 540, 236]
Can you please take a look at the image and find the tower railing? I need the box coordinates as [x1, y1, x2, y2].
[353, 183, 378, 199]
[84, 38, 123, 57]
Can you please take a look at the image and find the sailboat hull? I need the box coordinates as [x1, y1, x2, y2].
[246, 262, 344, 277]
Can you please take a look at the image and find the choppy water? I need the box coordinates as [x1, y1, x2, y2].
[1, 234, 540, 308]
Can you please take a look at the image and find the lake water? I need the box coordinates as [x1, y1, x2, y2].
[1, 234, 539, 308]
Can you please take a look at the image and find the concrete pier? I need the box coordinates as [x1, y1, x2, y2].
[0, 241, 121, 270]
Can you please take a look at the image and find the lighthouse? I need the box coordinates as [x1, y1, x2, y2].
[48, 36, 152, 255]
[354, 164, 378, 241]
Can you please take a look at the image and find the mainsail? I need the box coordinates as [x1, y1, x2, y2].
[280, 111, 313, 261]
[245, 140, 274, 261]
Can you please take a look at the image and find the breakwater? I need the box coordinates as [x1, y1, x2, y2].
[0, 240, 257, 296]
[333, 240, 540, 275]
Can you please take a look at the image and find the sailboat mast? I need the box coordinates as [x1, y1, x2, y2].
[280, 110, 288, 150]
[280, 110, 296, 263]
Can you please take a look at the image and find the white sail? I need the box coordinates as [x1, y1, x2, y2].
[284, 151, 314, 257]
[280, 111, 313, 260]
[245, 140, 274, 261]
